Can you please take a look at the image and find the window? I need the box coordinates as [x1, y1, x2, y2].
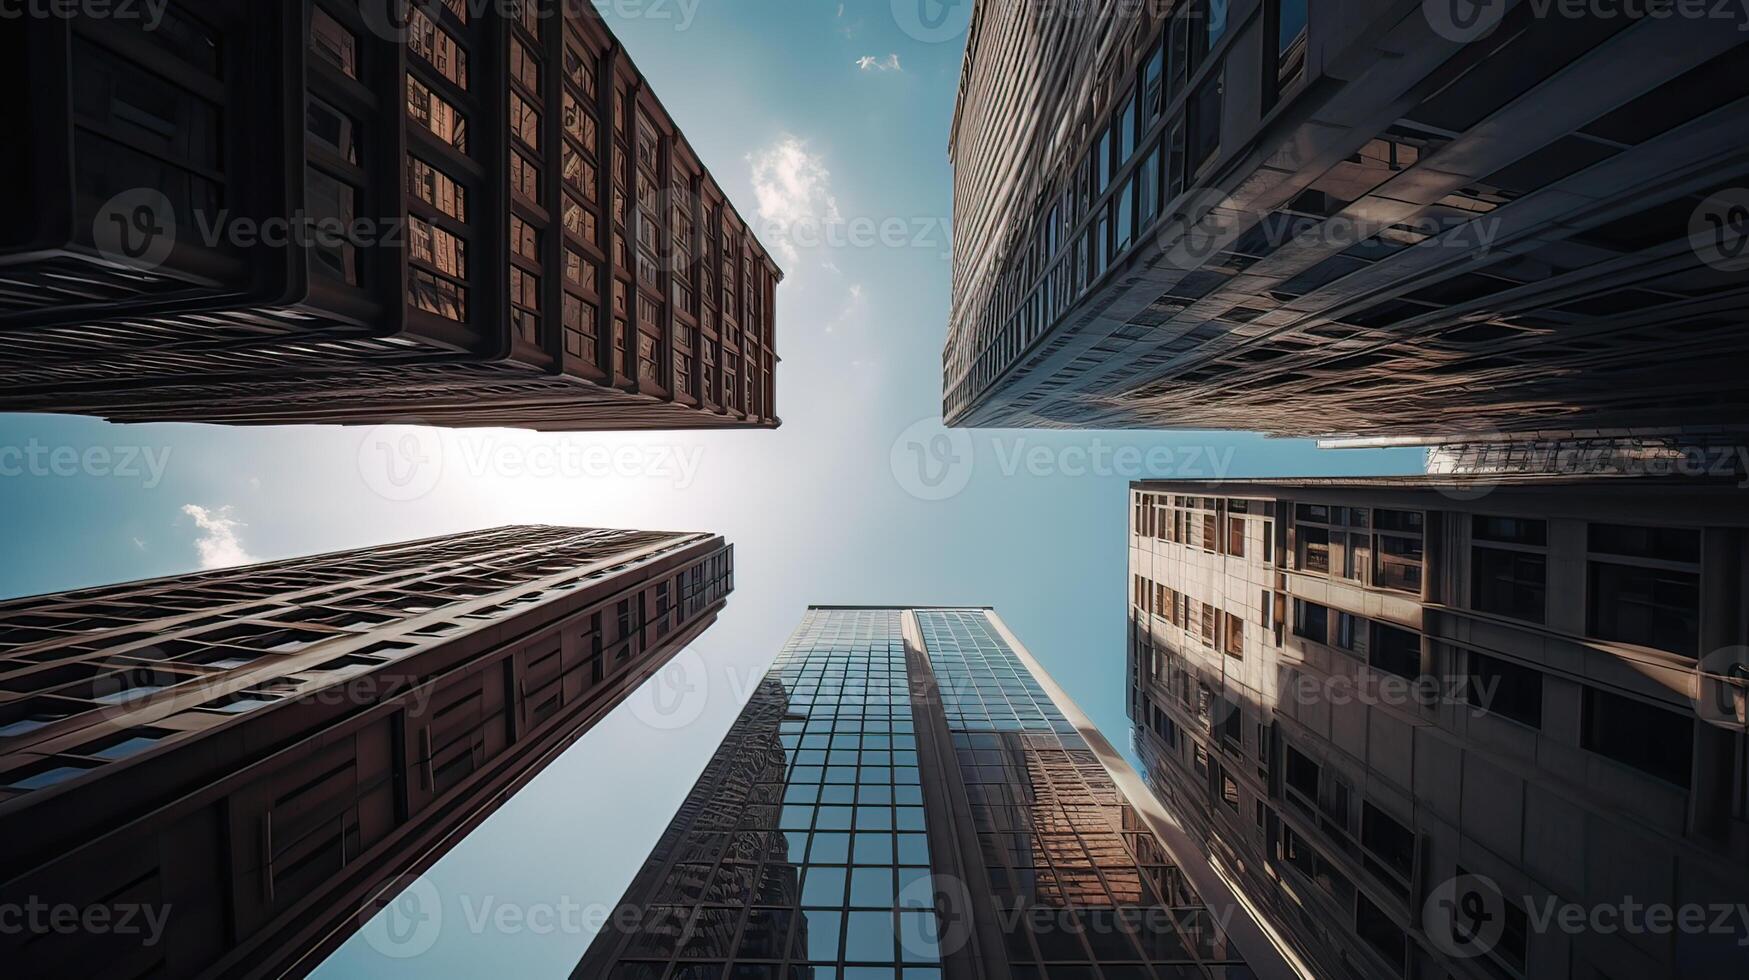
[408, 155, 467, 221]
[1117, 91, 1137, 163]
[1138, 145, 1161, 228]
[1467, 652, 1543, 728]
[1581, 687, 1693, 787]
[1293, 600, 1328, 643]
[1227, 517, 1245, 557]
[1368, 623, 1420, 680]
[1472, 516, 1547, 623]
[305, 169, 358, 284]
[1586, 524, 1701, 656]
[1298, 526, 1330, 572]
[1355, 893, 1408, 973]
[1335, 611, 1360, 652]
[1095, 130, 1111, 195]
[1284, 744, 1319, 804]
[1220, 698, 1243, 745]
[1223, 612, 1243, 658]
[407, 77, 467, 150]
[1187, 75, 1222, 173]
[1273, 0, 1309, 90]
[409, 7, 468, 88]
[1142, 42, 1165, 123]
[310, 5, 357, 79]
[1116, 177, 1134, 253]
[1374, 510, 1424, 594]
[1361, 802, 1415, 884]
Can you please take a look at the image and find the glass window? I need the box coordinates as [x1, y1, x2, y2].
[1588, 561, 1699, 656]
[1467, 652, 1543, 729]
[1368, 623, 1420, 680]
[1581, 687, 1693, 787]
[1117, 91, 1137, 163]
[1472, 547, 1546, 623]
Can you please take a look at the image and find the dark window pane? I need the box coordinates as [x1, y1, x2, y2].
[1471, 547, 1546, 623]
[1581, 687, 1693, 787]
[1587, 562, 1700, 656]
[1468, 652, 1543, 729]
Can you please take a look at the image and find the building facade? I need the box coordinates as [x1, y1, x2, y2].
[1126, 478, 1749, 980]
[0, 0, 780, 430]
[575, 605, 1306, 980]
[945, 0, 1749, 444]
[0, 525, 734, 978]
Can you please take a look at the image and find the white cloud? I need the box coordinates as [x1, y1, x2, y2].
[131, 537, 146, 551]
[835, 3, 861, 38]
[747, 136, 840, 265]
[855, 53, 902, 72]
[181, 504, 255, 570]
[827, 284, 868, 335]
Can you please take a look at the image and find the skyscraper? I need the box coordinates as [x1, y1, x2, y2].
[0, 525, 734, 978]
[576, 606, 1307, 979]
[1126, 478, 1749, 978]
[0, 0, 781, 430]
[945, 0, 1749, 446]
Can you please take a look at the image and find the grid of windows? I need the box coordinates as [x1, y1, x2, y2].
[916, 610, 1249, 977]
[588, 609, 1260, 978]
[594, 610, 943, 979]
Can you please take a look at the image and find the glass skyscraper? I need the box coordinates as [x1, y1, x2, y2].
[575, 606, 1300, 980]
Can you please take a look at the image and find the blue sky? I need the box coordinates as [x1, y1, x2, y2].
[0, 2, 1422, 975]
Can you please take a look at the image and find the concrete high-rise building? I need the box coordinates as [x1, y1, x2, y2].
[0, 0, 780, 430]
[0, 525, 734, 978]
[1126, 478, 1749, 979]
[944, 0, 1749, 446]
[575, 605, 1308, 980]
